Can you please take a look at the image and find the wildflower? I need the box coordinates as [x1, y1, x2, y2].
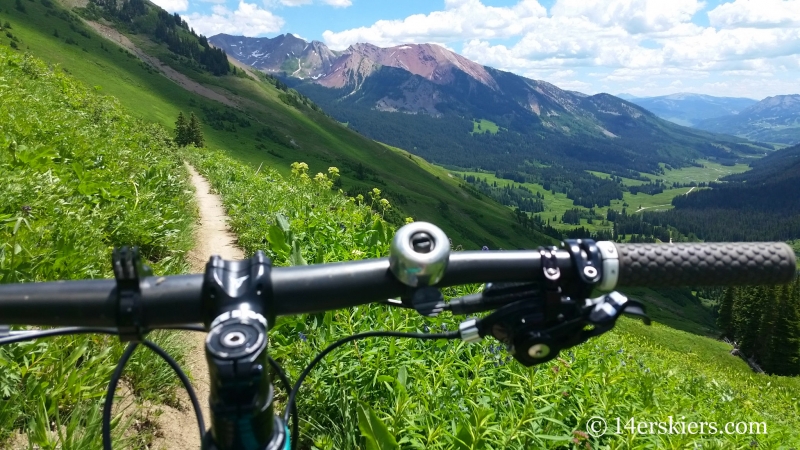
[379, 198, 391, 210]
[290, 161, 309, 176]
[405, 217, 414, 224]
[356, 194, 364, 204]
[573, 430, 588, 439]
[327, 166, 340, 180]
[298, 332, 307, 342]
[371, 187, 381, 198]
[552, 365, 560, 373]
[314, 172, 326, 182]
[351, 249, 365, 258]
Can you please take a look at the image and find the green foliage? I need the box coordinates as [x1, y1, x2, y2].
[721, 278, 800, 375]
[174, 110, 189, 146]
[188, 111, 204, 147]
[184, 150, 393, 264]
[358, 402, 400, 450]
[190, 144, 800, 449]
[81, 0, 230, 75]
[0, 47, 194, 446]
[174, 111, 204, 147]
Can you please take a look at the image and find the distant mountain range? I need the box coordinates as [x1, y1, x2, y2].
[625, 93, 757, 127]
[210, 34, 770, 177]
[694, 95, 800, 145]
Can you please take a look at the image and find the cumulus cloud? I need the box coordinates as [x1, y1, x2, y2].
[214, 0, 793, 97]
[277, 0, 312, 6]
[267, 0, 351, 7]
[150, 0, 188, 13]
[185, 1, 285, 36]
[321, 0, 352, 7]
[708, 0, 800, 28]
[322, 0, 547, 50]
[550, 0, 704, 34]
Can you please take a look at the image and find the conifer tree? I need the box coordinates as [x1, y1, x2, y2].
[717, 287, 736, 339]
[755, 285, 778, 363]
[174, 112, 189, 147]
[765, 284, 800, 375]
[734, 286, 763, 356]
[188, 112, 204, 148]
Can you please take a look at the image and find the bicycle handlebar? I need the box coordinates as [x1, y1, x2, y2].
[0, 241, 795, 328]
[0, 231, 796, 450]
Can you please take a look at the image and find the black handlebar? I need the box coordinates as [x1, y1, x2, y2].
[0, 238, 796, 450]
[0, 242, 795, 328]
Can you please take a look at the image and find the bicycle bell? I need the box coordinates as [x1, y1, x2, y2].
[389, 222, 450, 287]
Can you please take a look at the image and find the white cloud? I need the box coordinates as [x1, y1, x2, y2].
[277, 0, 312, 5]
[550, 0, 705, 34]
[185, 1, 285, 36]
[266, 0, 351, 6]
[150, 0, 188, 13]
[309, 0, 799, 97]
[322, 0, 547, 50]
[708, 0, 800, 28]
[321, 0, 352, 7]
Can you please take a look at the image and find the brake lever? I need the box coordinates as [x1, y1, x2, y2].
[459, 291, 650, 366]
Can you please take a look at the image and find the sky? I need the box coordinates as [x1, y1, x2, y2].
[155, 0, 800, 99]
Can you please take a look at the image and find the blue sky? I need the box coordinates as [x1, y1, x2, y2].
[156, 0, 800, 99]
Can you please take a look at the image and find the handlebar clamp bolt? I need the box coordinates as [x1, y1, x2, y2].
[528, 343, 550, 359]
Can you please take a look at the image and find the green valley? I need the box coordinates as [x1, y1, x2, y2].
[454, 160, 748, 234]
[0, 0, 552, 250]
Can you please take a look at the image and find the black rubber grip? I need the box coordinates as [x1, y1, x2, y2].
[614, 242, 797, 287]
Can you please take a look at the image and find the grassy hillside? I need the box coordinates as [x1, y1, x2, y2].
[0, 0, 553, 250]
[0, 44, 194, 448]
[186, 145, 800, 449]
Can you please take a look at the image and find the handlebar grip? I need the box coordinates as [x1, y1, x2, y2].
[614, 242, 797, 287]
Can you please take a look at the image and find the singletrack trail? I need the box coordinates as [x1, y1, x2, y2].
[152, 164, 245, 450]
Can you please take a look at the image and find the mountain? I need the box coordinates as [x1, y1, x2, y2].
[616, 93, 640, 100]
[695, 95, 800, 145]
[210, 33, 340, 78]
[626, 93, 757, 127]
[2, 0, 559, 250]
[211, 35, 769, 183]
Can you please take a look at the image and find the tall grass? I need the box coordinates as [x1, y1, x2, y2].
[188, 146, 800, 449]
[0, 47, 195, 447]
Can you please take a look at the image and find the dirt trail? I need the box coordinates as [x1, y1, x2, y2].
[151, 164, 244, 449]
[82, 20, 239, 109]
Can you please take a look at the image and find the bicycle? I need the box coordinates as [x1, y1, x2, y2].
[0, 221, 795, 450]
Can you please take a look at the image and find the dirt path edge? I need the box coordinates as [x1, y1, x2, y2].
[150, 163, 245, 450]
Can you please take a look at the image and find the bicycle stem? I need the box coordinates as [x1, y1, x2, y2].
[200, 252, 288, 450]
